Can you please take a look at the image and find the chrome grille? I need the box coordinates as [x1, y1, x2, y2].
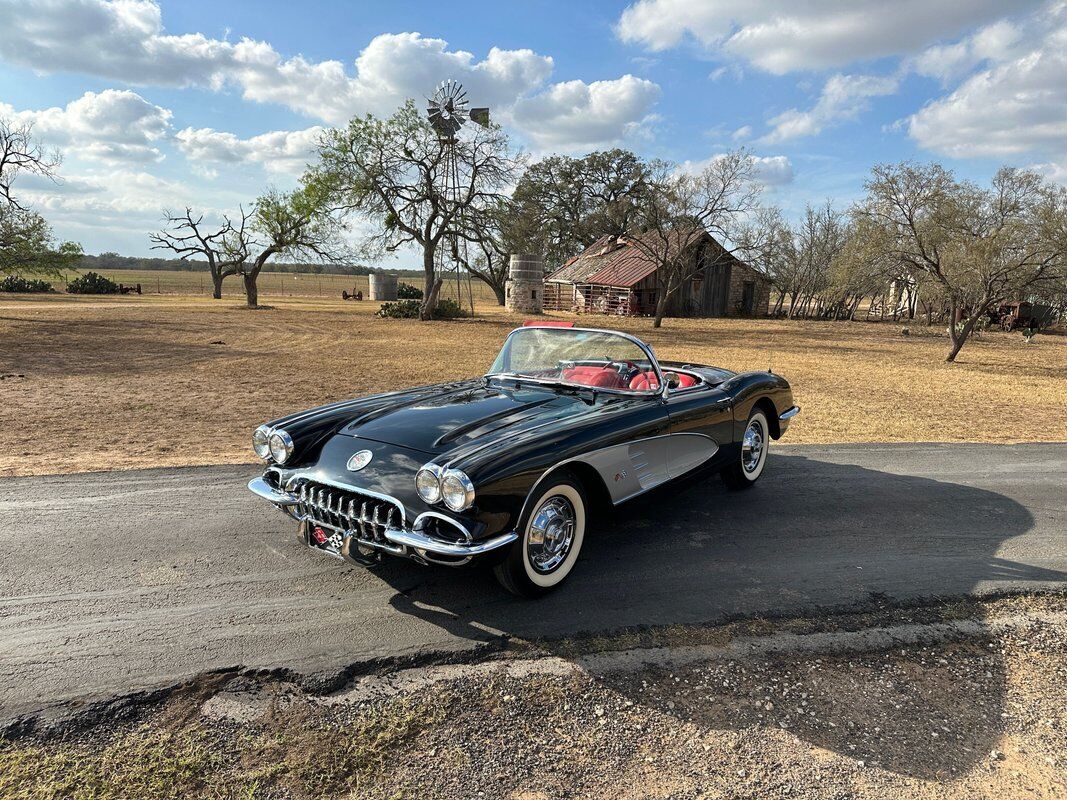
[295, 480, 402, 545]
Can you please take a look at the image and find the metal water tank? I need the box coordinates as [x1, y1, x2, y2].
[368, 273, 398, 301]
[506, 254, 544, 314]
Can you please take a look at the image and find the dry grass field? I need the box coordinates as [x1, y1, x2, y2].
[1, 290, 1065, 477]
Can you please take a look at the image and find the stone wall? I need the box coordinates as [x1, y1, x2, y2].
[727, 262, 771, 316]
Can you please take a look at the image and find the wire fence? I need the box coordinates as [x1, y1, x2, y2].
[52, 270, 502, 303]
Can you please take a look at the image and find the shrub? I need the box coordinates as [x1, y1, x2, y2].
[67, 271, 120, 294]
[376, 297, 469, 319]
[396, 281, 423, 299]
[0, 275, 56, 293]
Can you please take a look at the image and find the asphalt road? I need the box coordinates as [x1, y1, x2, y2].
[1, 443, 1065, 723]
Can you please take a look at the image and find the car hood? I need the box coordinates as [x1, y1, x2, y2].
[336, 380, 598, 457]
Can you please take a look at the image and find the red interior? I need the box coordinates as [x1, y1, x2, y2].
[561, 365, 625, 389]
[628, 370, 698, 390]
[628, 371, 659, 391]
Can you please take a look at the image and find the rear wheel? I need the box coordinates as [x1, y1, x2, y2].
[494, 474, 586, 597]
[721, 409, 770, 490]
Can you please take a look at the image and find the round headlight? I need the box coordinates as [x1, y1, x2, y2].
[252, 425, 272, 460]
[441, 469, 475, 512]
[268, 430, 294, 464]
[415, 466, 442, 503]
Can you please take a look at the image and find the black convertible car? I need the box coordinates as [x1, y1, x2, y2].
[249, 325, 798, 596]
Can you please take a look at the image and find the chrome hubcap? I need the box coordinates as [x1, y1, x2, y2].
[742, 419, 765, 474]
[527, 496, 576, 574]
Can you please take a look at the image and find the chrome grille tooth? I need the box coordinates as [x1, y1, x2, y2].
[295, 481, 403, 546]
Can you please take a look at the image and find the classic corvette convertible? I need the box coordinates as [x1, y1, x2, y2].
[249, 325, 798, 596]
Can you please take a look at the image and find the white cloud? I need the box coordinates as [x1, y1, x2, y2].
[506, 75, 661, 150]
[0, 89, 172, 163]
[615, 0, 1042, 74]
[908, 11, 1067, 174]
[0, 2, 657, 147]
[910, 19, 1024, 83]
[176, 126, 324, 175]
[732, 125, 752, 141]
[679, 153, 794, 187]
[760, 74, 900, 143]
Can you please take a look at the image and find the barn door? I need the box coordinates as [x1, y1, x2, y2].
[707, 260, 731, 316]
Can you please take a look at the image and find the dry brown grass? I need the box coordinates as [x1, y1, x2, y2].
[0, 292, 1065, 477]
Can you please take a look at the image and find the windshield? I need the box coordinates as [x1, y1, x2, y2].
[488, 328, 661, 394]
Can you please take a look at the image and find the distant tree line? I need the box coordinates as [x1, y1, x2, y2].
[79, 251, 400, 276]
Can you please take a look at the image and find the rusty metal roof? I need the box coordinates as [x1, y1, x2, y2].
[546, 231, 714, 288]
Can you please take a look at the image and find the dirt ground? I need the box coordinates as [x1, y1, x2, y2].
[2, 594, 1064, 800]
[1, 292, 1065, 477]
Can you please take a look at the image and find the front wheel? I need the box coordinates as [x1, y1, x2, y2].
[494, 474, 586, 597]
[721, 409, 770, 490]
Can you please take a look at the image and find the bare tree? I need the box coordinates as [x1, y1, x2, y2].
[861, 162, 1067, 361]
[243, 184, 348, 308]
[149, 207, 254, 299]
[315, 101, 520, 319]
[0, 118, 60, 210]
[626, 151, 762, 328]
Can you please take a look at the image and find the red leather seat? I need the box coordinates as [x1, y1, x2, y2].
[629, 371, 698, 390]
[629, 371, 660, 391]
[562, 366, 625, 388]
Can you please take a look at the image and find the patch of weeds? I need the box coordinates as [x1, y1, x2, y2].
[0, 727, 223, 800]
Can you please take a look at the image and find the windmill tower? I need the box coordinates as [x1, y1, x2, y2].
[427, 80, 490, 316]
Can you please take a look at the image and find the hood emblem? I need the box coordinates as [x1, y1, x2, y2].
[347, 450, 373, 471]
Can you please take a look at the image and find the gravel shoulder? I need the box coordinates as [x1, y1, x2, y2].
[2, 593, 1065, 800]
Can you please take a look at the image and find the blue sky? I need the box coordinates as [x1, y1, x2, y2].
[1, 0, 1064, 263]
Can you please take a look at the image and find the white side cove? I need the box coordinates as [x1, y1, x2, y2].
[571, 433, 719, 504]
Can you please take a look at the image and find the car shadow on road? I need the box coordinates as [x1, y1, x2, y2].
[379, 451, 1066, 779]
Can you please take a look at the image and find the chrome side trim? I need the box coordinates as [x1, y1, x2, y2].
[248, 477, 300, 506]
[515, 432, 720, 522]
[779, 406, 801, 420]
[384, 528, 518, 557]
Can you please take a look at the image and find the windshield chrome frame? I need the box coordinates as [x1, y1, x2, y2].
[485, 325, 667, 398]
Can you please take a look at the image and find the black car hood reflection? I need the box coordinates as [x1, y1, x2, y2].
[337, 380, 604, 456]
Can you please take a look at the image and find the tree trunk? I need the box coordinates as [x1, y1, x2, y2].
[946, 303, 984, 363]
[421, 277, 444, 321]
[211, 271, 224, 300]
[420, 245, 437, 320]
[653, 292, 669, 329]
[493, 284, 506, 306]
[243, 272, 258, 309]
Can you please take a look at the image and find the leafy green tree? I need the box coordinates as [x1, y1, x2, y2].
[0, 205, 81, 278]
[243, 182, 349, 308]
[314, 100, 519, 319]
[511, 149, 663, 270]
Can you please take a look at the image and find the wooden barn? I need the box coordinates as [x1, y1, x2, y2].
[543, 231, 770, 318]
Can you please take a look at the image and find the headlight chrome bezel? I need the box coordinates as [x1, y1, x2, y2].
[415, 464, 444, 504]
[252, 425, 272, 460]
[268, 429, 294, 464]
[441, 469, 476, 512]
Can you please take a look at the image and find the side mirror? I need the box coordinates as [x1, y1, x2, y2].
[663, 371, 681, 390]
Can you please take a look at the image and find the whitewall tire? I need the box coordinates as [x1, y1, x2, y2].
[494, 475, 586, 597]
[722, 409, 769, 489]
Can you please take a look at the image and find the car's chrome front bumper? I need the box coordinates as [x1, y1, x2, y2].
[248, 477, 517, 565]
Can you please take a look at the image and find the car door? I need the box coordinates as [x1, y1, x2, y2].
[664, 381, 733, 478]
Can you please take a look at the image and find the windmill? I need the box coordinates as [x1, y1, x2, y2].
[427, 80, 490, 315]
